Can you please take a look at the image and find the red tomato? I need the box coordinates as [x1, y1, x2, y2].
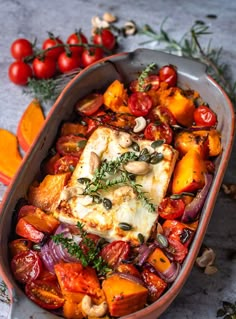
[25, 279, 64, 310]
[193, 105, 217, 127]
[159, 64, 177, 87]
[10, 38, 33, 60]
[54, 155, 79, 174]
[162, 219, 195, 247]
[167, 237, 188, 263]
[75, 93, 103, 116]
[67, 31, 88, 55]
[16, 218, 45, 243]
[93, 28, 116, 50]
[32, 57, 57, 79]
[9, 238, 32, 257]
[56, 135, 87, 157]
[141, 268, 167, 302]
[81, 47, 103, 67]
[144, 122, 173, 144]
[100, 240, 130, 268]
[8, 61, 32, 85]
[42, 36, 64, 60]
[57, 51, 81, 73]
[158, 197, 185, 220]
[149, 106, 177, 125]
[11, 250, 42, 284]
[85, 118, 98, 136]
[129, 75, 160, 92]
[128, 92, 153, 116]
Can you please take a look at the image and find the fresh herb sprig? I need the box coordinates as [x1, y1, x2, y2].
[217, 300, 236, 319]
[138, 19, 236, 106]
[138, 62, 157, 91]
[52, 222, 110, 276]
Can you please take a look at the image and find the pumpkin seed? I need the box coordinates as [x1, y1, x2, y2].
[78, 177, 91, 184]
[156, 233, 169, 248]
[138, 153, 151, 162]
[170, 194, 182, 199]
[140, 148, 149, 155]
[92, 195, 102, 204]
[103, 198, 112, 210]
[150, 152, 164, 164]
[138, 233, 145, 244]
[131, 141, 140, 152]
[118, 222, 133, 231]
[78, 140, 87, 148]
[151, 139, 165, 148]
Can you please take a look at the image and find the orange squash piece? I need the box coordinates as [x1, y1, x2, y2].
[103, 80, 130, 113]
[102, 274, 148, 317]
[28, 172, 71, 212]
[63, 299, 84, 319]
[172, 149, 207, 194]
[193, 129, 222, 157]
[158, 87, 195, 127]
[17, 99, 45, 152]
[0, 128, 22, 185]
[147, 247, 171, 273]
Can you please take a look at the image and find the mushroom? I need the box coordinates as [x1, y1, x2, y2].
[124, 161, 151, 175]
[133, 116, 147, 133]
[81, 295, 108, 317]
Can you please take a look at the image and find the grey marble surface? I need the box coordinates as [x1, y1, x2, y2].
[0, 0, 236, 318]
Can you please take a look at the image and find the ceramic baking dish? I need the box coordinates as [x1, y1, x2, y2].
[0, 49, 235, 319]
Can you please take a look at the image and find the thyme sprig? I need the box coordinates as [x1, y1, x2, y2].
[52, 222, 110, 276]
[138, 20, 236, 106]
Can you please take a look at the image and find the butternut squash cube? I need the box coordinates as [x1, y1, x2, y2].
[102, 274, 148, 317]
[147, 247, 171, 273]
[172, 149, 207, 194]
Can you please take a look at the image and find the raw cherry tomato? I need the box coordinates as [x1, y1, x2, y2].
[8, 61, 32, 85]
[93, 28, 116, 50]
[42, 36, 64, 60]
[56, 135, 87, 157]
[32, 57, 57, 79]
[167, 237, 188, 263]
[193, 105, 217, 127]
[158, 197, 185, 220]
[58, 51, 81, 73]
[9, 238, 32, 257]
[25, 279, 64, 310]
[10, 38, 33, 60]
[11, 250, 43, 284]
[81, 47, 103, 67]
[144, 122, 173, 144]
[149, 106, 177, 125]
[67, 31, 88, 55]
[54, 155, 79, 174]
[159, 65, 177, 87]
[129, 75, 160, 92]
[100, 240, 130, 268]
[75, 93, 104, 116]
[128, 92, 153, 116]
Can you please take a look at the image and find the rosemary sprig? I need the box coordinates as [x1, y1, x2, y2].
[138, 19, 236, 106]
[52, 222, 110, 276]
[138, 62, 157, 91]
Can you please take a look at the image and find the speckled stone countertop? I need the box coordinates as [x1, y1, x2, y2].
[0, 0, 236, 318]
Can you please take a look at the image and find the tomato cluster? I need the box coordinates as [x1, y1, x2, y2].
[8, 28, 116, 85]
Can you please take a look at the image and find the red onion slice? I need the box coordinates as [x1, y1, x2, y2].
[157, 262, 181, 283]
[181, 174, 213, 223]
[116, 272, 145, 287]
[136, 243, 156, 266]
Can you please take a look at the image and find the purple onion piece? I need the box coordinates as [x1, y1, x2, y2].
[40, 243, 57, 273]
[136, 243, 156, 266]
[157, 262, 181, 283]
[181, 174, 213, 223]
[115, 272, 145, 287]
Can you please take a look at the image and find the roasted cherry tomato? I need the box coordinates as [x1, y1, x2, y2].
[25, 279, 64, 310]
[56, 135, 87, 157]
[54, 155, 78, 174]
[144, 122, 173, 144]
[162, 219, 195, 247]
[66, 31, 88, 55]
[10, 38, 33, 60]
[11, 250, 43, 284]
[129, 75, 160, 93]
[75, 93, 104, 116]
[32, 57, 57, 79]
[100, 240, 130, 268]
[158, 197, 185, 220]
[166, 237, 188, 263]
[149, 106, 177, 125]
[57, 51, 81, 73]
[81, 47, 103, 67]
[159, 64, 177, 87]
[16, 217, 45, 243]
[9, 238, 32, 257]
[8, 61, 33, 85]
[128, 92, 153, 117]
[42, 36, 64, 60]
[141, 268, 167, 302]
[193, 105, 217, 127]
[85, 118, 98, 136]
[93, 28, 116, 50]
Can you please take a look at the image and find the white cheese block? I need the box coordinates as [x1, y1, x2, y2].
[57, 126, 178, 245]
